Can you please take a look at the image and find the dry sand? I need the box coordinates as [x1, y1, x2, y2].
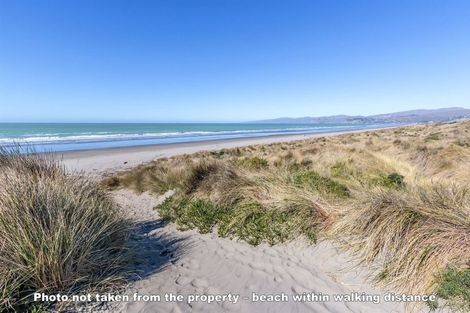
[62, 130, 418, 313]
[108, 190, 407, 313]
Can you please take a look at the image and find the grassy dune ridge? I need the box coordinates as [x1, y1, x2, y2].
[109, 121, 470, 311]
[0, 149, 132, 312]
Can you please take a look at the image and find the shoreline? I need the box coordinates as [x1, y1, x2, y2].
[61, 126, 395, 173]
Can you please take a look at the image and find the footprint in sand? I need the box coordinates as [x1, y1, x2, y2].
[248, 262, 271, 272]
[291, 285, 310, 294]
[185, 259, 200, 270]
[175, 274, 191, 286]
[273, 275, 283, 282]
[191, 278, 209, 288]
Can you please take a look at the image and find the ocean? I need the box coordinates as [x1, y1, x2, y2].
[0, 123, 387, 152]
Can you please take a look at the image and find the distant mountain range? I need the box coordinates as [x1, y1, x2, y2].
[252, 107, 470, 124]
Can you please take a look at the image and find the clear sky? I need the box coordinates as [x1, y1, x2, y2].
[1, 0, 469, 122]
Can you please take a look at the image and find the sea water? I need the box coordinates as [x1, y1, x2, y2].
[0, 123, 387, 152]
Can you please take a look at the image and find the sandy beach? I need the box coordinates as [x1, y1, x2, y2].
[102, 190, 407, 313]
[59, 128, 417, 313]
[5, 122, 467, 312]
[3, 2, 470, 311]
[61, 128, 389, 173]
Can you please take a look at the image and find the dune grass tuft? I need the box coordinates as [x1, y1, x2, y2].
[334, 184, 470, 295]
[157, 194, 321, 246]
[0, 148, 131, 312]
[293, 170, 350, 198]
[154, 160, 328, 246]
[235, 156, 269, 169]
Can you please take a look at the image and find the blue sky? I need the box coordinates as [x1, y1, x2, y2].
[1, 0, 469, 122]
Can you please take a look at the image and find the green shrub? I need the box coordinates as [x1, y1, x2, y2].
[156, 196, 318, 246]
[158, 196, 227, 233]
[157, 196, 189, 227]
[434, 267, 470, 312]
[382, 172, 405, 188]
[294, 170, 350, 198]
[209, 150, 225, 158]
[236, 157, 269, 169]
[217, 202, 290, 246]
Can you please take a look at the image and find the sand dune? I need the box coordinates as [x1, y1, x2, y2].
[108, 190, 407, 313]
[61, 128, 390, 174]
[59, 124, 465, 313]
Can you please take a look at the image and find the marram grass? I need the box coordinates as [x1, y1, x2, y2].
[108, 120, 470, 311]
[0, 148, 131, 312]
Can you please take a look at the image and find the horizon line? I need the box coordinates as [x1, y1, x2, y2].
[2, 106, 469, 124]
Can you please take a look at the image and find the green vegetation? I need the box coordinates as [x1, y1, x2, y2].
[330, 161, 353, 178]
[425, 133, 440, 142]
[108, 120, 470, 311]
[334, 185, 470, 300]
[294, 170, 350, 198]
[157, 195, 318, 246]
[434, 267, 470, 312]
[158, 197, 223, 234]
[377, 172, 406, 188]
[236, 156, 269, 169]
[0, 149, 130, 312]
[209, 150, 226, 158]
[384, 172, 405, 187]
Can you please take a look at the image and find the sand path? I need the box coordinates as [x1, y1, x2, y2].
[107, 190, 408, 313]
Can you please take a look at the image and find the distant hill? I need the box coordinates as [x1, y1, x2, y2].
[252, 107, 470, 124]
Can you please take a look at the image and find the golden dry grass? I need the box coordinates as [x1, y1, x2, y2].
[108, 120, 470, 310]
[334, 185, 470, 293]
[0, 148, 131, 312]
